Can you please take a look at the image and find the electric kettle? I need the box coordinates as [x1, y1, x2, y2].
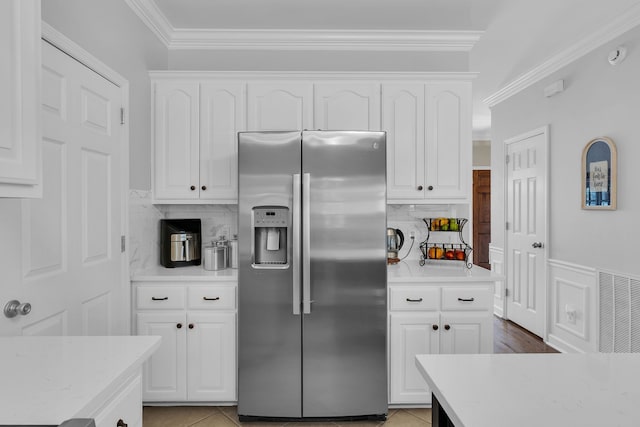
[387, 228, 404, 262]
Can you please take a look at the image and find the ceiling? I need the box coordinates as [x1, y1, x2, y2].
[128, 0, 640, 139]
[153, 0, 502, 31]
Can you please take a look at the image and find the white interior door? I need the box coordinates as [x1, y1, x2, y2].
[505, 127, 548, 337]
[0, 40, 125, 336]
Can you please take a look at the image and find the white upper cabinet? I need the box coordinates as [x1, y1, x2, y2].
[153, 82, 200, 201]
[385, 81, 471, 202]
[247, 83, 313, 131]
[314, 83, 380, 130]
[200, 83, 245, 201]
[425, 81, 472, 201]
[0, 0, 41, 197]
[153, 80, 245, 203]
[383, 83, 426, 199]
[152, 74, 472, 204]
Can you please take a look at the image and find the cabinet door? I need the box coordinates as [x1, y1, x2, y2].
[137, 312, 187, 401]
[439, 312, 493, 354]
[314, 83, 380, 131]
[382, 84, 426, 200]
[247, 82, 313, 131]
[200, 83, 245, 201]
[187, 312, 236, 401]
[154, 82, 200, 200]
[425, 82, 471, 200]
[92, 373, 143, 427]
[389, 313, 439, 404]
[0, 0, 41, 196]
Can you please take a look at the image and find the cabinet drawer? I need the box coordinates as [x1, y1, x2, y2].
[93, 373, 142, 427]
[389, 287, 439, 311]
[187, 285, 236, 310]
[441, 287, 492, 311]
[136, 286, 185, 310]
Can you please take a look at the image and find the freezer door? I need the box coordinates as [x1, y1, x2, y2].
[301, 131, 388, 418]
[237, 131, 303, 418]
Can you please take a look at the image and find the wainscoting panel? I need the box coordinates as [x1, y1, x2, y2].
[489, 245, 504, 317]
[547, 260, 597, 353]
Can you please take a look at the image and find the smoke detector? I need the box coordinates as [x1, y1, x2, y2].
[608, 46, 627, 66]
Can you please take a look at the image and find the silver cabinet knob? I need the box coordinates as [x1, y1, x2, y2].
[532, 242, 544, 248]
[4, 300, 32, 318]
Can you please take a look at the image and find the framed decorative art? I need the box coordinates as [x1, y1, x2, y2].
[582, 137, 617, 210]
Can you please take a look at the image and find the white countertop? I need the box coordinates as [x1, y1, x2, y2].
[387, 259, 501, 283]
[416, 353, 640, 427]
[131, 260, 500, 283]
[131, 265, 238, 281]
[0, 335, 161, 425]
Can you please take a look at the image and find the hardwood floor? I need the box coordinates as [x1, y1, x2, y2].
[493, 315, 558, 353]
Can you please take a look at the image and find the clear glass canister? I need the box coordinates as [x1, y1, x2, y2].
[203, 241, 227, 271]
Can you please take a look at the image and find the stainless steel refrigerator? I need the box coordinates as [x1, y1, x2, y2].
[237, 130, 387, 421]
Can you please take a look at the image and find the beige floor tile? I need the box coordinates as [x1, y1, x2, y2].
[405, 408, 432, 422]
[143, 406, 219, 427]
[190, 412, 241, 427]
[284, 423, 337, 427]
[334, 421, 382, 427]
[217, 405, 239, 422]
[381, 410, 429, 427]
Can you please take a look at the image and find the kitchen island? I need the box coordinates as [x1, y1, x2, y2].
[416, 353, 640, 427]
[0, 335, 160, 426]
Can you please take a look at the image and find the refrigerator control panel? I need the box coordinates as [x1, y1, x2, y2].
[253, 208, 289, 227]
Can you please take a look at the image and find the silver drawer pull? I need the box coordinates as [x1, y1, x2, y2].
[203, 296, 220, 301]
[151, 296, 168, 301]
[458, 297, 475, 302]
[406, 298, 423, 302]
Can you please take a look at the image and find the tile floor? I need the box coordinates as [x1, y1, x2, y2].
[143, 406, 432, 427]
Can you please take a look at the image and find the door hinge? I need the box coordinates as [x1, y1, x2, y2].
[505, 154, 510, 164]
[505, 288, 509, 297]
[120, 108, 125, 125]
[505, 221, 510, 230]
[121, 235, 126, 253]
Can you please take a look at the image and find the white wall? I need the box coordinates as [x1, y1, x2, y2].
[168, 50, 468, 72]
[490, 25, 640, 276]
[42, 0, 168, 191]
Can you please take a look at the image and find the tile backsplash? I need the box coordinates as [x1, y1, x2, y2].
[129, 190, 469, 273]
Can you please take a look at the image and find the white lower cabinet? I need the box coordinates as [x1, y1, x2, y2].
[93, 372, 143, 427]
[388, 283, 493, 405]
[133, 282, 237, 403]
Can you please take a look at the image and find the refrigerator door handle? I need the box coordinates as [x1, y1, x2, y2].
[292, 174, 302, 315]
[302, 172, 312, 314]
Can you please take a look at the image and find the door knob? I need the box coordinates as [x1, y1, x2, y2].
[4, 300, 32, 318]
[532, 242, 544, 248]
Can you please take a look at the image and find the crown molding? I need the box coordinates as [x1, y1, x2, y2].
[125, 0, 482, 51]
[124, 0, 173, 46]
[484, 3, 640, 107]
[148, 70, 478, 81]
[169, 29, 483, 51]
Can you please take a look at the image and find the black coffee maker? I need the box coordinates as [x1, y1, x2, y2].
[160, 219, 201, 267]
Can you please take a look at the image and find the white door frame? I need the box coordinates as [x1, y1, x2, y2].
[41, 22, 131, 333]
[502, 125, 550, 340]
